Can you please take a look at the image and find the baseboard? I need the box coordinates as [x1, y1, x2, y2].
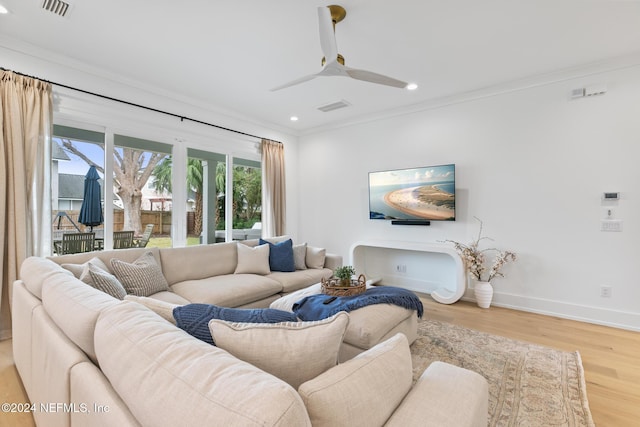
[461, 292, 640, 332]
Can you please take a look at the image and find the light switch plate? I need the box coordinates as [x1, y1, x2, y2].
[601, 219, 622, 232]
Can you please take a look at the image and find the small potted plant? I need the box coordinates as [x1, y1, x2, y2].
[334, 265, 356, 287]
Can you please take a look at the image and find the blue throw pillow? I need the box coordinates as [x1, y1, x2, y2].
[173, 304, 298, 345]
[259, 238, 295, 272]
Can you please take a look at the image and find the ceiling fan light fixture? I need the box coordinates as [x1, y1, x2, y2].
[406, 83, 418, 91]
[0, 4, 9, 14]
[290, 116, 299, 122]
[271, 5, 408, 91]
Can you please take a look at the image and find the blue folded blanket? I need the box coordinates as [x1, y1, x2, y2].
[292, 286, 424, 321]
[173, 304, 298, 345]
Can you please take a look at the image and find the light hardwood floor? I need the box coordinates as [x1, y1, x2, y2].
[420, 297, 640, 427]
[0, 298, 638, 426]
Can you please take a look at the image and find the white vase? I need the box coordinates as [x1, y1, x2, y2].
[474, 281, 493, 308]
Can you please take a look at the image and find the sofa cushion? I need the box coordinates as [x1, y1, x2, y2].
[293, 243, 307, 270]
[171, 274, 282, 307]
[147, 290, 191, 305]
[209, 312, 349, 389]
[41, 270, 119, 363]
[159, 242, 236, 285]
[95, 302, 311, 427]
[88, 262, 127, 299]
[306, 246, 326, 269]
[173, 304, 298, 345]
[259, 238, 295, 272]
[110, 251, 169, 297]
[267, 268, 334, 293]
[298, 333, 413, 427]
[384, 361, 489, 427]
[21, 256, 74, 299]
[234, 242, 270, 275]
[124, 295, 179, 324]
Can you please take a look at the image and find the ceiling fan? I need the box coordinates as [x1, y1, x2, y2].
[271, 5, 409, 91]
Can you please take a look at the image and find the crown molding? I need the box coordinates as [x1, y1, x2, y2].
[299, 51, 640, 137]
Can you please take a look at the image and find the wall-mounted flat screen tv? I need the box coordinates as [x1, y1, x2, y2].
[369, 164, 455, 221]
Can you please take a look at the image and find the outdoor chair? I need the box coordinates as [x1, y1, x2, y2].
[133, 224, 154, 248]
[54, 232, 96, 255]
[113, 231, 135, 249]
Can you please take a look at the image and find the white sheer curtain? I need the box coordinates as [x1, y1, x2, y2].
[0, 71, 52, 340]
[261, 139, 286, 237]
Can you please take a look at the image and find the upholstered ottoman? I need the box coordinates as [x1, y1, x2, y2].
[270, 284, 419, 362]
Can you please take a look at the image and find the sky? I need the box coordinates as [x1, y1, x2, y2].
[369, 164, 455, 187]
[54, 138, 105, 177]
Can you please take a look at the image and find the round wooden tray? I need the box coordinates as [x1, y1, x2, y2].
[321, 274, 366, 297]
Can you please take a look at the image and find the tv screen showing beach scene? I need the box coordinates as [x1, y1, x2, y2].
[369, 164, 455, 221]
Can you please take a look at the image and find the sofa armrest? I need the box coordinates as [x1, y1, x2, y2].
[323, 253, 342, 271]
[385, 361, 488, 427]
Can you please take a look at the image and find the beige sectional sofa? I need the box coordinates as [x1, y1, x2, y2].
[12, 239, 489, 427]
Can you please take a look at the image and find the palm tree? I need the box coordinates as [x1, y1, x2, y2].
[152, 157, 204, 236]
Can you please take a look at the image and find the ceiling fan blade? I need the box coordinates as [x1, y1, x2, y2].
[317, 6, 338, 63]
[270, 73, 319, 91]
[345, 68, 408, 89]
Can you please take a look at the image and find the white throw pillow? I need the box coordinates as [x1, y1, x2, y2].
[62, 257, 110, 278]
[234, 242, 270, 275]
[298, 333, 413, 427]
[110, 251, 169, 297]
[209, 312, 349, 389]
[124, 295, 179, 325]
[306, 246, 326, 269]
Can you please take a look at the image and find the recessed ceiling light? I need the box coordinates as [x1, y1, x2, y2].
[406, 83, 418, 91]
[0, 5, 9, 14]
[290, 116, 299, 122]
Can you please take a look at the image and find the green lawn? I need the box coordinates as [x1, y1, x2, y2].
[148, 236, 201, 248]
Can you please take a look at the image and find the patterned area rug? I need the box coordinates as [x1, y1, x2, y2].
[410, 319, 595, 427]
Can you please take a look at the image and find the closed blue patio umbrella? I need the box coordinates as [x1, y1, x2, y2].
[78, 166, 103, 232]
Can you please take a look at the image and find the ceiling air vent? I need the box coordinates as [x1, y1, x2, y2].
[42, 0, 70, 17]
[317, 99, 351, 113]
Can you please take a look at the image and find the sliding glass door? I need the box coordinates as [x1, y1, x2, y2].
[51, 124, 262, 252]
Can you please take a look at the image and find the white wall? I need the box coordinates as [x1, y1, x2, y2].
[297, 65, 640, 331]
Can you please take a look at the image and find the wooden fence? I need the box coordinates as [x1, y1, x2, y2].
[53, 210, 195, 235]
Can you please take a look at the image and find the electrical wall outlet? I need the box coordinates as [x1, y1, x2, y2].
[600, 285, 612, 298]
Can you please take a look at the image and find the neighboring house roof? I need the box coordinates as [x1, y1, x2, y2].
[53, 142, 71, 161]
[58, 173, 107, 200]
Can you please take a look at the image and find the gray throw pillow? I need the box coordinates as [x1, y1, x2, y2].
[293, 243, 308, 270]
[87, 263, 127, 299]
[110, 251, 169, 297]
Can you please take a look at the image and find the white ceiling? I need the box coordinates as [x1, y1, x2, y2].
[2, 0, 640, 133]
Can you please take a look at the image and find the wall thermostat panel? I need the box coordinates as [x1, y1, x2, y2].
[602, 192, 620, 200]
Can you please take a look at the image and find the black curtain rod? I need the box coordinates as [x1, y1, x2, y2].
[1, 67, 282, 144]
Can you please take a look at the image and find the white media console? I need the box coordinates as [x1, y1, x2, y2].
[349, 240, 466, 304]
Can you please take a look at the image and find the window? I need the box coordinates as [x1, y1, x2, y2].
[52, 125, 106, 243]
[114, 135, 171, 248]
[185, 148, 226, 245]
[50, 124, 261, 252]
[231, 157, 262, 240]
